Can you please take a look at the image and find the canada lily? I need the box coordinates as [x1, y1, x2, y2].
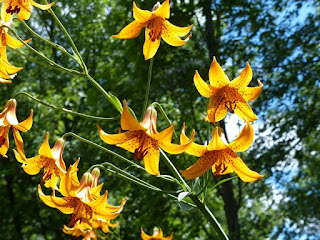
[98, 100, 194, 175]
[141, 227, 173, 240]
[14, 132, 67, 189]
[180, 122, 263, 182]
[194, 57, 263, 123]
[0, 0, 54, 22]
[0, 99, 33, 158]
[113, 0, 192, 60]
[38, 163, 127, 226]
[0, 21, 31, 83]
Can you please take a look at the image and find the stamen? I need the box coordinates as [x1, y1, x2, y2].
[133, 135, 148, 161]
[225, 100, 237, 114]
[0, 137, 6, 147]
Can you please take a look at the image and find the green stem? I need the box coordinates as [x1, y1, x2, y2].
[13, 92, 118, 121]
[141, 57, 154, 120]
[21, 20, 81, 65]
[61, 132, 144, 170]
[189, 195, 229, 240]
[44, 0, 88, 74]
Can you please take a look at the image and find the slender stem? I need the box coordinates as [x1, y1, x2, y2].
[189, 195, 229, 240]
[4, 26, 83, 76]
[141, 57, 154, 120]
[13, 92, 118, 121]
[44, 0, 88, 74]
[61, 132, 144, 170]
[21, 20, 81, 65]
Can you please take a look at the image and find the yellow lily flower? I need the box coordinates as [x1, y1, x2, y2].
[14, 132, 67, 189]
[194, 57, 263, 123]
[38, 163, 127, 226]
[0, 0, 54, 22]
[0, 21, 32, 83]
[0, 99, 33, 158]
[98, 100, 195, 175]
[113, 0, 192, 60]
[180, 122, 263, 182]
[141, 227, 173, 240]
[63, 219, 98, 240]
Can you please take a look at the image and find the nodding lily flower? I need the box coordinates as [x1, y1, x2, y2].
[194, 57, 263, 124]
[0, 20, 31, 83]
[14, 132, 67, 189]
[141, 227, 173, 240]
[38, 163, 127, 227]
[63, 219, 98, 240]
[0, 99, 33, 158]
[180, 122, 263, 182]
[98, 100, 195, 175]
[0, 0, 54, 22]
[113, 0, 193, 60]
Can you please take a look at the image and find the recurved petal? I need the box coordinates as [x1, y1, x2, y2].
[0, 128, 9, 157]
[160, 129, 195, 154]
[12, 127, 25, 157]
[209, 57, 230, 87]
[194, 70, 218, 98]
[21, 156, 44, 175]
[180, 125, 207, 157]
[38, 185, 76, 214]
[13, 149, 27, 164]
[112, 20, 146, 39]
[18, 7, 32, 21]
[6, 99, 19, 125]
[0, 60, 23, 75]
[224, 149, 263, 182]
[141, 228, 151, 240]
[225, 87, 258, 122]
[133, 2, 152, 22]
[39, 132, 54, 159]
[180, 151, 218, 179]
[162, 22, 191, 47]
[15, 109, 33, 132]
[207, 90, 228, 124]
[98, 125, 138, 145]
[152, 124, 174, 142]
[163, 232, 174, 240]
[121, 100, 146, 131]
[5, 32, 32, 49]
[230, 62, 253, 90]
[164, 20, 193, 37]
[142, 137, 160, 175]
[31, 0, 54, 10]
[143, 27, 161, 60]
[241, 80, 263, 102]
[207, 127, 228, 151]
[153, 0, 170, 18]
[228, 121, 254, 152]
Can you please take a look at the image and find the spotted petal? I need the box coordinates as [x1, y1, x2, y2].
[209, 57, 229, 87]
[143, 26, 161, 60]
[207, 90, 228, 123]
[194, 70, 219, 98]
[113, 20, 146, 39]
[228, 121, 254, 152]
[230, 62, 253, 90]
[241, 80, 263, 102]
[142, 137, 160, 175]
[133, 2, 152, 22]
[162, 21, 191, 47]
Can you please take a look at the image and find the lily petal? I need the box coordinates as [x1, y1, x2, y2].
[18, 7, 32, 21]
[39, 132, 54, 159]
[162, 22, 191, 47]
[209, 57, 229, 87]
[207, 127, 228, 151]
[22, 156, 44, 175]
[31, 0, 54, 10]
[164, 20, 193, 37]
[98, 125, 139, 145]
[0, 127, 9, 157]
[152, 124, 174, 142]
[180, 151, 218, 179]
[12, 127, 25, 157]
[180, 124, 207, 157]
[230, 62, 253, 89]
[15, 109, 33, 132]
[194, 70, 219, 98]
[160, 129, 194, 154]
[13, 149, 27, 164]
[228, 121, 254, 152]
[143, 26, 161, 60]
[141, 228, 150, 240]
[207, 90, 228, 123]
[241, 80, 263, 102]
[153, 0, 170, 19]
[133, 2, 152, 22]
[224, 149, 263, 182]
[5, 32, 32, 49]
[142, 137, 160, 175]
[117, 131, 143, 153]
[121, 100, 146, 131]
[0, 60, 23, 75]
[113, 20, 146, 39]
[163, 232, 174, 240]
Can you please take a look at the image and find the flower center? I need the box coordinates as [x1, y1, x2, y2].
[148, 18, 163, 42]
[213, 163, 228, 178]
[133, 134, 148, 161]
[41, 168, 52, 184]
[224, 100, 237, 114]
[6, 5, 21, 15]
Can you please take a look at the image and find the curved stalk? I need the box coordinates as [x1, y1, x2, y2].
[13, 92, 118, 121]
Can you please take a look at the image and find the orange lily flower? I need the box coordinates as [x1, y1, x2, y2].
[141, 227, 173, 240]
[63, 219, 98, 240]
[194, 57, 263, 123]
[0, 21, 31, 83]
[0, 99, 33, 158]
[0, 0, 54, 22]
[98, 100, 194, 175]
[113, 0, 192, 60]
[14, 132, 67, 189]
[180, 122, 263, 182]
[38, 163, 127, 226]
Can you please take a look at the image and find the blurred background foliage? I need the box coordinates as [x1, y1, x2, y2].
[0, 0, 319, 239]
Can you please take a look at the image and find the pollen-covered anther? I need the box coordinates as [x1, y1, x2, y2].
[225, 100, 237, 114]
